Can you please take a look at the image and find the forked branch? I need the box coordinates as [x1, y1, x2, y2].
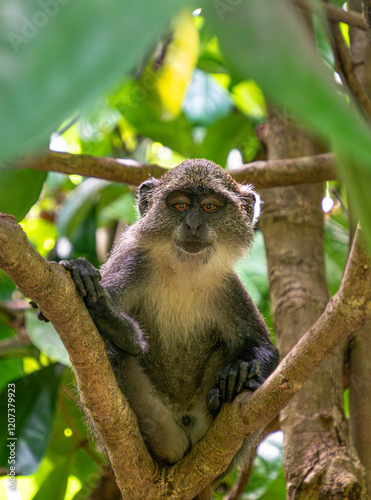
[0, 214, 369, 499]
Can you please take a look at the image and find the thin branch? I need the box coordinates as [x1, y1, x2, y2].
[17, 151, 168, 185]
[230, 152, 336, 187]
[294, 0, 366, 30]
[15, 151, 337, 188]
[331, 20, 371, 117]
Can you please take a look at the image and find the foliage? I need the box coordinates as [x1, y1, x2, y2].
[0, 0, 359, 498]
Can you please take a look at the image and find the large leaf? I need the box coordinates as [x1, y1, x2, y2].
[204, 0, 371, 247]
[31, 460, 70, 500]
[0, 364, 64, 474]
[197, 112, 257, 166]
[0, 0, 193, 163]
[111, 80, 195, 157]
[0, 169, 46, 221]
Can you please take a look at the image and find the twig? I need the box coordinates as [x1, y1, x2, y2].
[328, 10, 371, 117]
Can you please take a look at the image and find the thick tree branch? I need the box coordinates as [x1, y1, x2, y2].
[16, 151, 337, 188]
[0, 213, 156, 498]
[0, 214, 369, 499]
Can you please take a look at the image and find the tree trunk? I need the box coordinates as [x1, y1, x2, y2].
[348, 1, 371, 492]
[259, 113, 367, 498]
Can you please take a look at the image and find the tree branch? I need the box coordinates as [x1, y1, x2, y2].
[0, 213, 156, 498]
[17, 151, 168, 185]
[0, 213, 369, 499]
[16, 151, 337, 188]
[230, 152, 336, 187]
[294, 0, 366, 30]
[331, 19, 371, 118]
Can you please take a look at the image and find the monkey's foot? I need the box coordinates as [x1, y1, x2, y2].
[60, 258, 102, 302]
[206, 359, 261, 416]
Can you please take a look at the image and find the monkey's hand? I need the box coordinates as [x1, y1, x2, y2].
[29, 257, 101, 323]
[30, 258, 145, 355]
[59, 258, 102, 301]
[206, 359, 261, 417]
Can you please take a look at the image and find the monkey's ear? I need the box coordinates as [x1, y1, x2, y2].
[238, 185, 260, 225]
[137, 178, 161, 216]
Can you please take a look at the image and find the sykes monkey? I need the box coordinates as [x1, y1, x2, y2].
[47, 159, 279, 472]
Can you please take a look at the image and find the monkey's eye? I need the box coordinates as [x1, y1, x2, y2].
[173, 203, 189, 211]
[202, 204, 218, 212]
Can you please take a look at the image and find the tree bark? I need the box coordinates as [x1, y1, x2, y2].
[348, 1, 371, 492]
[259, 113, 367, 498]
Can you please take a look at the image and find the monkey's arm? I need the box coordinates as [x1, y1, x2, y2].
[60, 258, 146, 356]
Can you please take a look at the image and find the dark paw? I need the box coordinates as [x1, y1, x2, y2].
[206, 388, 222, 417]
[207, 359, 262, 416]
[29, 301, 50, 322]
[60, 258, 102, 302]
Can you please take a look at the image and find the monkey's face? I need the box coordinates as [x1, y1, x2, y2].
[136, 159, 256, 264]
[166, 190, 224, 254]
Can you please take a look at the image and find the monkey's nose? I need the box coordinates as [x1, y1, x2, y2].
[185, 212, 202, 232]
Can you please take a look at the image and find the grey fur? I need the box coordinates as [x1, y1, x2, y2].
[69, 159, 279, 470]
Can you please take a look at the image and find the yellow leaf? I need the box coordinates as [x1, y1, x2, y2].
[156, 10, 199, 120]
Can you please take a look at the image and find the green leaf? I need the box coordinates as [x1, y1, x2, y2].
[197, 112, 256, 166]
[26, 311, 71, 366]
[0, 364, 64, 474]
[182, 69, 233, 126]
[204, 0, 371, 247]
[32, 459, 70, 500]
[111, 80, 195, 157]
[0, 169, 46, 221]
[0, 0, 194, 162]
[57, 178, 110, 239]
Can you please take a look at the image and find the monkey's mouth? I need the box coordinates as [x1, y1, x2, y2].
[176, 240, 212, 254]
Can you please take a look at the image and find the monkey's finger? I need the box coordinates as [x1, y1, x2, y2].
[218, 373, 227, 402]
[247, 359, 261, 380]
[29, 300, 38, 309]
[59, 260, 72, 271]
[92, 276, 103, 300]
[80, 274, 100, 302]
[226, 366, 238, 402]
[236, 361, 249, 393]
[69, 266, 88, 297]
[206, 388, 222, 417]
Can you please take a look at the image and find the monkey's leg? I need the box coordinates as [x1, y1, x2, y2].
[111, 354, 190, 464]
[60, 258, 145, 355]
